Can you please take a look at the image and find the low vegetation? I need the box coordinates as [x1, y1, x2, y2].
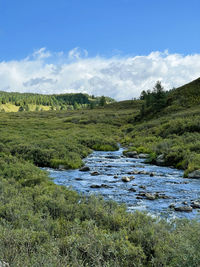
[1, 78, 200, 265]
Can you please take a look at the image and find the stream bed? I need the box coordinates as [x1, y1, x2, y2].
[47, 147, 200, 220]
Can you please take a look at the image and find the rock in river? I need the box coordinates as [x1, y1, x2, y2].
[122, 176, 131, 182]
[138, 153, 149, 159]
[156, 154, 165, 165]
[128, 188, 137, 192]
[188, 170, 200, 179]
[90, 184, 112, 189]
[124, 151, 138, 158]
[174, 206, 193, 212]
[91, 171, 99, 176]
[90, 184, 101, 188]
[191, 201, 200, 209]
[122, 176, 135, 182]
[145, 193, 156, 200]
[79, 166, 90, 172]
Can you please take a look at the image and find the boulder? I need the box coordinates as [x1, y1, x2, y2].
[169, 203, 175, 209]
[145, 193, 156, 200]
[150, 172, 154, 177]
[174, 206, 193, 212]
[79, 166, 90, 172]
[124, 151, 138, 158]
[90, 184, 101, 188]
[157, 194, 170, 199]
[138, 192, 146, 197]
[156, 154, 165, 165]
[136, 196, 143, 199]
[182, 201, 188, 205]
[122, 176, 131, 182]
[191, 201, 200, 209]
[138, 153, 149, 159]
[113, 175, 118, 179]
[188, 170, 200, 179]
[128, 188, 137, 192]
[90, 171, 99, 176]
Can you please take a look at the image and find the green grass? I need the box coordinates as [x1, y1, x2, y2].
[1, 96, 200, 265]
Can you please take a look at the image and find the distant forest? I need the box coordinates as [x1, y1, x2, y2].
[0, 91, 115, 112]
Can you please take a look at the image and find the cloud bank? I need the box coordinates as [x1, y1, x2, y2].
[1, 48, 200, 100]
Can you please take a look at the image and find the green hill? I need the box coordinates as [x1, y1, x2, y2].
[0, 91, 115, 112]
[168, 77, 200, 106]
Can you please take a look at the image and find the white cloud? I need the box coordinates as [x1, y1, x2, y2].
[68, 47, 88, 60]
[0, 49, 200, 100]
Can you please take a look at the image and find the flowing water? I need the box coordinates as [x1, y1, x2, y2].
[47, 147, 200, 220]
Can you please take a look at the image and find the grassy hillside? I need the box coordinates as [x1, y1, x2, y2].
[123, 78, 200, 177]
[168, 77, 200, 107]
[0, 91, 115, 112]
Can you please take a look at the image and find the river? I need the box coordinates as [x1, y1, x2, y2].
[46, 147, 200, 220]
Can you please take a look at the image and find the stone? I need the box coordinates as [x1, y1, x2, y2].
[174, 206, 193, 212]
[150, 172, 154, 177]
[79, 166, 90, 172]
[156, 154, 165, 165]
[169, 203, 175, 209]
[113, 175, 118, 179]
[138, 192, 146, 197]
[145, 193, 156, 200]
[188, 170, 200, 179]
[90, 184, 101, 188]
[157, 194, 170, 199]
[191, 201, 200, 209]
[75, 178, 83, 181]
[90, 171, 99, 176]
[128, 188, 137, 192]
[136, 196, 143, 199]
[138, 153, 149, 159]
[58, 164, 65, 170]
[122, 176, 130, 182]
[124, 151, 138, 158]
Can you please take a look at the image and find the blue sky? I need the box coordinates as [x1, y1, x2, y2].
[0, 0, 200, 99]
[1, 0, 200, 60]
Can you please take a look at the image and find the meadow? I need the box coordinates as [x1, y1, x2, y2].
[0, 99, 200, 266]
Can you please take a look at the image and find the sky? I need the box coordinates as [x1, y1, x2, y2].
[0, 0, 200, 100]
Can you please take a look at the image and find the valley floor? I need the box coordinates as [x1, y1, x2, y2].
[0, 102, 200, 266]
